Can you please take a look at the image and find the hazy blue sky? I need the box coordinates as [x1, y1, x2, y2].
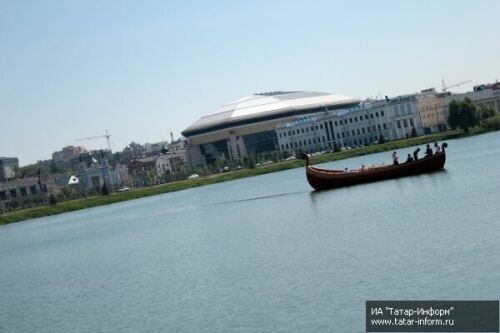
[1, 0, 499, 165]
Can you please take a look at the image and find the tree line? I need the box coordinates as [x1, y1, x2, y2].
[448, 98, 496, 133]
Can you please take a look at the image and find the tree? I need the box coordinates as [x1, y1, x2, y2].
[49, 194, 57, 205]
[447, 98, 479, 133]
[101, 183, 110, 195]
[378, 134, 386, 144]
[479, 105, 496, 123]
[50, 159, 59, 173]
[410, 127, 418, 138]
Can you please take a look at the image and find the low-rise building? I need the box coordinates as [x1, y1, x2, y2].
[0, 177, 48, 212]
[276, 101, 393, 155]
[129, 153, 183, 187]
[0, 157, 19, 181]
[71, 150, 128, 192]
[52, 146, 86, 164]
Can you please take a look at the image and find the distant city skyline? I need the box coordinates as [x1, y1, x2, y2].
[1, 0, 499, 165]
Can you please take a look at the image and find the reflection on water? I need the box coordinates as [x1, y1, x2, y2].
[1, 132, 500, 332]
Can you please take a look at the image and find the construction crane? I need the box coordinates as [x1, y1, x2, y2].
[441, 79, 472, 92]
[75, 129, 112, 151]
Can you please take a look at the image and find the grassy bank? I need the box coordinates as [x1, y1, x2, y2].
[1, 125, 498, 225]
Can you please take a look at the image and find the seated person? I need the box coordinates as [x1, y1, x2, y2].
[405, 154, 414, 163]
[424, 144, 433, 157]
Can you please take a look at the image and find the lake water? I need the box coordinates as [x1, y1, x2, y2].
[1, 132, 500, 332]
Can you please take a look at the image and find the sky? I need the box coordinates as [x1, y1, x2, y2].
[1, 0, 499, 166]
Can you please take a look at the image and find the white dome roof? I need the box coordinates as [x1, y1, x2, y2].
[183, 91, 359, 136]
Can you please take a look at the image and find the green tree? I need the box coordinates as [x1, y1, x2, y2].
[49, 194, 57, 205]
[479, 105, 496, 123]
[447, 98, 479, 133]
[50, 159, 59, 173]
[101, 183, 110, 195]
[410, 127, 418, 138]
[378, 134, 386, 144]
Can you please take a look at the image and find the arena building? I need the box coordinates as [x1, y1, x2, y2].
[182, 91, 360, 166]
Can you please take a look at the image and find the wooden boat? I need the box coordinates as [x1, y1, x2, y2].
[300, 143, 447, 191]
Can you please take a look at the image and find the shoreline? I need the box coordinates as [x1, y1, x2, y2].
[0, 127, 497, 225]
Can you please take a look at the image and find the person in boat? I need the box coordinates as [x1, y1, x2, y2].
[360, 164, 366, 172]
[434, 141, 441, 154]
[343, 167, 349, 174]
[413, 148, 420, 161]
[392, 151, 399, 165]
[405, 154, 414, 163]
[424, 144, 433, 158]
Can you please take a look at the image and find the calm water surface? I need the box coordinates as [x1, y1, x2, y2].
[1, 132, 500, 332]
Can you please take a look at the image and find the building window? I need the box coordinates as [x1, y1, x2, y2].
[30, 185, 37, 195]
[279, 133, 282, 137]
[337, 133, 340, 139]
[320, 124, 323, 129]
[322, 136, 326, 142]
[370, 114, 374, 119]
[381, 110, 385, 116]
[349, 118, 353, 123]
[352, 130, 355, 136]
[406, 103, 411, 114]
[285, 143, 289, 149]
[10, 189, 17, 198]
[403, 119, 408, 128]
[367, 127, 371, 133]
[357, 129, 360, 135]
[281, 144, 284, 150]
[306, 128, 309, 133]
[362, 127, 365, 134]
[375, 112, 379, 117]
[377, 124, 381, 131]
[0, 191, 6, 201]
[334, 121, 338, 126]
[354, 117, 358, 122]
[383, 123, 387, 129]
[365, 115, 368, 120]
[410, 119, 414, 127]
[301, 128, 305, 133]
[342, 132, 345, 138]
[20, 187, 27, 197]
[397, 120, 401, 129]
[344, 119, 347, 124]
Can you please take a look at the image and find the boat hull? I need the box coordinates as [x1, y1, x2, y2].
[305, 152, 446, 191]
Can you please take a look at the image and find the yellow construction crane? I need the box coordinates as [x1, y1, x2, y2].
[441, 79, 472, 92]
[75, 129, 112, 150]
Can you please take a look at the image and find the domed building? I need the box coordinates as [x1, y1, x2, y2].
[182, 91, 360, 166]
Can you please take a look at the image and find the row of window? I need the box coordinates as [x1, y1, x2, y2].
[0, 185, 44, 201]
[279, 124, 323, 137]
[396, 118, 415, 129]
[280, 135, 382, 151]
[278, 111, 386, 138]
[393, 103, 413, 117]
[280, 123, 387, 141]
